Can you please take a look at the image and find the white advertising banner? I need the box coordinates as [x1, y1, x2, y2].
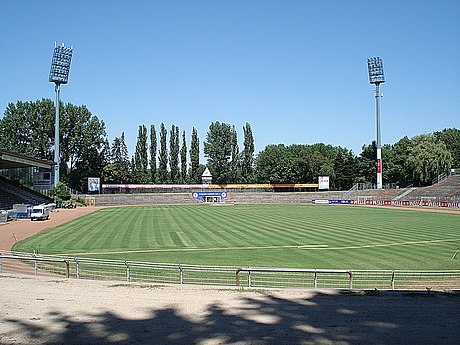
[318, 176, 330, 190]
[88, 177, 101, 193]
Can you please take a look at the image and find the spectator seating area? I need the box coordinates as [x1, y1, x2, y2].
[402, 174, 460, 201]
[0, 176, 53, 210]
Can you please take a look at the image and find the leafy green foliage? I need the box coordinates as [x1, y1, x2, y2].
[0, 99, 107, 192]
[149, 125, 157, 183]
[169, 125, 180, 183]
[50, 181, 71, 205]
[158, 123, 168, 183]
[180, 130, 187, 182]
[204, 122, 234, 183]
[190, 127, 200, 183]
[407, 135, 452, 184]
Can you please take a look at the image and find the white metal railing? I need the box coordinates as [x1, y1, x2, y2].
[1, 251, 459, 290]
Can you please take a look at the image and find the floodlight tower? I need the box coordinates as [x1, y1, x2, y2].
[49, 42, 73, 186]
[367, 57, 385, 189]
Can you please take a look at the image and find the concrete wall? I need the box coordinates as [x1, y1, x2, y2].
[91, 191, 350, 206]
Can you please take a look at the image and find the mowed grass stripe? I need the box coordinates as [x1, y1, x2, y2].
[13, 204, 460, 269]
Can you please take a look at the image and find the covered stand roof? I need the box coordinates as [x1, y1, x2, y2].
[0, 148, 55, 170]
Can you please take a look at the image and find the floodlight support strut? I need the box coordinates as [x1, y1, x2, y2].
[375, 83, 382, 189]
[54, 84, 61, 187]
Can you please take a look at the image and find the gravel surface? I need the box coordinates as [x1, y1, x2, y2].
[1, 274, 459, 345]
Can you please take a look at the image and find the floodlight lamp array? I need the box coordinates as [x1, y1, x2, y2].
[49, 44, 73, 85]
[367, 57, 385, 84]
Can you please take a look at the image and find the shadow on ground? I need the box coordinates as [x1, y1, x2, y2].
[3, 290, 460, 345]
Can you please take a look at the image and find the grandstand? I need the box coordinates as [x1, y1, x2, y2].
[402, 173, 460, 202]
[0, 149, 54, 210]
[0, 176, 52, 210]
[89, 172, 460, 208]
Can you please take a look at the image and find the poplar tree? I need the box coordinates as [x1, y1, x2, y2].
[204, 121, 233, 183]
[149, 124, 157, 182]
[242, 122, 255, 183]
[169, 125, 180, 183]
[180, 130, 188, 182]
[158, 123, 168, 183]
[190, 127, 200, 183]
[133, 124, 149, 183]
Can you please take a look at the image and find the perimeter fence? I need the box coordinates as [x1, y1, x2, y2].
[1, 251, 459, 291]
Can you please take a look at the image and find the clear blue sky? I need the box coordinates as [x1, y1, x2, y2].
[1, 1, 459, 157]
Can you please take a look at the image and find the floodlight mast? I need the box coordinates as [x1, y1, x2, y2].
[49, 42, 73, 187]
[367, 57, 385, 189]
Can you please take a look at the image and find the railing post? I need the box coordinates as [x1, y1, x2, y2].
[314, 270, 318, 289]
[74, 258, 80, 279]
[248, 270, 252, 288]
[236, 268, 241, 286]
[65, 260, 70, 278]
[32, 252, 38, 276]
[348, 271, 353, 289]
[0, 256, 2, 273]
[125, 261, 130, 282]
[391, 271, 395, 290]
[179, 265, 184, 284]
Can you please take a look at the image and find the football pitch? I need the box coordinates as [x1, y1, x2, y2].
[13, 204, 460, 270]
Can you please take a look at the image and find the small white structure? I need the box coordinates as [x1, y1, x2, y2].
[30, 205, 50, 221]
[202, 167, 212, 185]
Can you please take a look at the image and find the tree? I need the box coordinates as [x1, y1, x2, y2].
[180, 130, 188, 183]
[59, 103, 107, 191]
[132, 125, 149, 183]
[230, 125, 241, 183]
[204, 122, 233, 183]
[357, 141, 377, 184]
[308, 143, 336, 178]
[407, 135, 453, 185]
[255, 144, 291, 183]
[333, 147, 358, 190]
[150, 125, 157, 183]
[190, 127, 200, 183]
[109, 132, 130, 183]
[0, 99, 54, 159]
[241, 123, 255, 183]
[169, 125, 180, 183]
[158, 123, 168, 183]
[255, 143, 338, 184]
[434, 128, 460, 168]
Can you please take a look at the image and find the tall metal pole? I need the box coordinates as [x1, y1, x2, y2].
[49, 42, 72, 187]
[375, 83, 382, 189]
[54, 84, 61, 186]
[367, 56, 385, 190]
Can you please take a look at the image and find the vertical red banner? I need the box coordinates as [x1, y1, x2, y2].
[377, 159, 382, 173]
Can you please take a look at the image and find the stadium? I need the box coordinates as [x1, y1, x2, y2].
[1, 160, 460, 344]
[2, 2, 460, 343]
[1, 149, 459, 290]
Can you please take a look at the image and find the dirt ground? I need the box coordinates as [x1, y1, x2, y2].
[1, 205, 460, 344]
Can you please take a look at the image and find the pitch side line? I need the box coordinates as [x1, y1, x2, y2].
[59, 238, 460, 256]
[61, 244, 329, 256]
[301, 238, 460, 251]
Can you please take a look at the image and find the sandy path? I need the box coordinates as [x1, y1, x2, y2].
[0, 274, 459, 345]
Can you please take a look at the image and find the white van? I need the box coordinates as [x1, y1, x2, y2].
[30, 205, 50, 221]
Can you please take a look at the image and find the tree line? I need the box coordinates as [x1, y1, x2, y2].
[0, 99, 458, 191]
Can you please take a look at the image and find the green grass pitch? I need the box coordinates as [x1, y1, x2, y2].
[13, 204, 460, 270]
